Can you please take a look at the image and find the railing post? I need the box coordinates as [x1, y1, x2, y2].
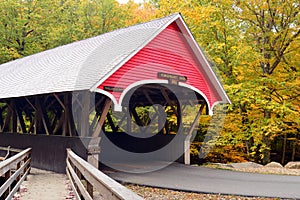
[87, 137, 101, 169]
[75, 166, 82, 197]
[87, 182, 93, 199]
[184, 136, 191, 165]
[4, 169, 11, 198]
[24, 155, 29, 181]
[16, 161, 22, 186]
[24, 153, 31, 181]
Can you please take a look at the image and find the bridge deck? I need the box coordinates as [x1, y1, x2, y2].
[18, 168, 74, 200]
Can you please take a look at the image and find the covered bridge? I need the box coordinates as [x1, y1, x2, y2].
[0, 13, 230, 173]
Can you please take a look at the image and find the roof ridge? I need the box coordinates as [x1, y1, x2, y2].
[74, 13, 180, 44]
[121, 12, 180, 29]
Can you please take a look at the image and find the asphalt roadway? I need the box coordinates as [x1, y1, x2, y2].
[102, 162, 300, 199]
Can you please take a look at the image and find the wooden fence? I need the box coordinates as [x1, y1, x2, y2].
[66, 148, 143, 200]
[0, 146, 22, 155]
[0, 147, 31, 199]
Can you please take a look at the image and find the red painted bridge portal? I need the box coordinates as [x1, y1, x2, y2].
[95, 22, 227, 114]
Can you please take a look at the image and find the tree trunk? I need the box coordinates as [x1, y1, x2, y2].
[292, 140, 296, 161]
[239, 103, 254, 159]
[262, 109, 271, 164]
[282, 133, 287, 164]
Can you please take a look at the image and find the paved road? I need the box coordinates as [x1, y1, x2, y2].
[102, 162, 300, 199]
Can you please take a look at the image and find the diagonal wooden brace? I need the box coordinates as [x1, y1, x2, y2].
[184, 103, 205, 165]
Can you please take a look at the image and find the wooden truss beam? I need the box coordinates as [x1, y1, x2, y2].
[15, 102, 26, 133]
[106, 112, 118, 133]
[0, 106, 6, 130]
[1, 103, 11, 132]
[92, 98, 112, 138]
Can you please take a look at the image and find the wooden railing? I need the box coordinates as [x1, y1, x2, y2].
[0, 146, 22, 154]
[0, 148, 31, 199]
[66, 148, 143, 200]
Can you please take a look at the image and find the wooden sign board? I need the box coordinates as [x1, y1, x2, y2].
[104, 86, 124, 92]
[157, 72, 187, 85]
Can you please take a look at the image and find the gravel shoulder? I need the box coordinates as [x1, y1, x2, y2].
[202, 162, 300, 176]
[125, 184, 280, 200]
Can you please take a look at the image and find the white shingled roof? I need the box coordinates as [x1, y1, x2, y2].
[0, 14, 178, 99]
[0, 13, 230, 105]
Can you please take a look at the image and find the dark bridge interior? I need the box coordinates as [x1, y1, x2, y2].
[0, 83, 208, 172]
